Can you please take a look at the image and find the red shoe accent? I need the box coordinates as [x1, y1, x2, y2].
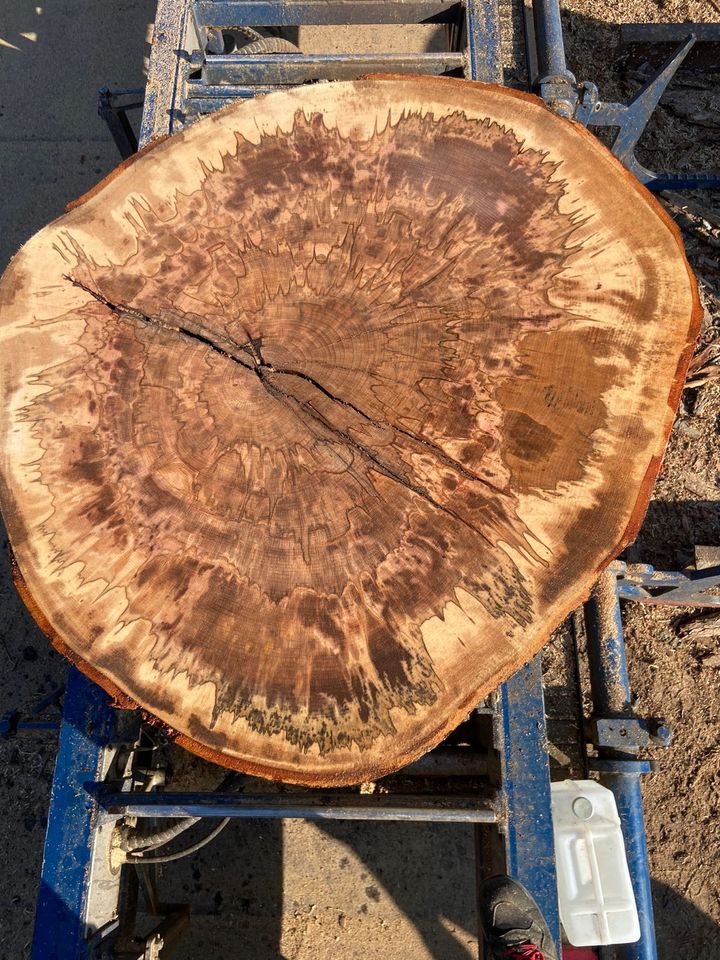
[502, 945, 544, 960]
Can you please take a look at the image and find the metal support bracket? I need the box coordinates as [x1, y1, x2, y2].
[583, 570, 665, 960]
[612, 560, 720, 607]
[572, 34, 720, 190]
[536, 70, 579, 118]
[97, 87, 143, 160]
[527, 8, 720, 190]
[590, 717, 672, 751]
[499, 658, 561, 951]
[0, 685, 63, 739]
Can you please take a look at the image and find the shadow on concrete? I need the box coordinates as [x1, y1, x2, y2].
[313, 819, 478, 960]
[0, 0, 154, 269]
[651, 878, 720, 960]
[29, 843, 720, 960]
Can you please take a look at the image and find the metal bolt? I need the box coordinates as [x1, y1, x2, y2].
[652, 724, 673, 747]
[572, 796, 594, 820]
[549, 100, 575, 119]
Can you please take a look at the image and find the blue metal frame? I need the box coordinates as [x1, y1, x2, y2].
[32, 669, 114, 960]
[613, 559, 720, 607]
[501, 660, 561, 949]
[465, 0, 502, 84]
[531, 9, 720, 189]
[103, 0, 720, 187]
[532, 0, 567, 77]
[34, 6, 561, 951]
[139, 0, 191, 144]
[184, 0, 471, 120]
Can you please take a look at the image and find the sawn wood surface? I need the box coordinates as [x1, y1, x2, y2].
[0, 77, 700, 784]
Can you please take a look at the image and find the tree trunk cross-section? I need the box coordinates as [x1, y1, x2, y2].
[0, 78, 700, 785]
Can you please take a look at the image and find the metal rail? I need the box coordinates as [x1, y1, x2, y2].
[201, 51, 465, 83]
[100, 792, 500, 823]
[622, 22, 720, 44]
[103, 0, 720, 187]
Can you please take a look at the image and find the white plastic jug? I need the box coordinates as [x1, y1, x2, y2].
[551, 779, 640, 946]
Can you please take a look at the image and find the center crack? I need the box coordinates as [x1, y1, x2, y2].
[64, 275, 497, 539]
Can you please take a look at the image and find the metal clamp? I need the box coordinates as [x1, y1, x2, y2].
[572, 34, 720, 190]
[589, 717, 672, 751]
[537, 71, 579, 118]
[612, 560, 720, 608]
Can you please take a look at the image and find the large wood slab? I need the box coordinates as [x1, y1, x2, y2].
[0, 77, 699, 784]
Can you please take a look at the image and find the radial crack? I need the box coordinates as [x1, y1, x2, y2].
[257, 373, 493, 546]
[64, 275, 257, 374]
[64, 275, 494, 541]
[270, 364, 505, 494]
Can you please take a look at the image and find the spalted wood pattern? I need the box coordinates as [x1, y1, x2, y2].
[0, 78, 699, 784]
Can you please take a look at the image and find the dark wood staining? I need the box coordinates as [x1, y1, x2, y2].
[0, 78, 700, 784]
[497, 329, 622, 495]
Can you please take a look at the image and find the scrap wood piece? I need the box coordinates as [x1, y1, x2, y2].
[685, 343, 720, 387]
[0, 77, 701, 785]
[678, 613, 720, 643]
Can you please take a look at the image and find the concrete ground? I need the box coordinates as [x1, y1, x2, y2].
[0, 8, 152, 957]
[0, 5, 479, 959]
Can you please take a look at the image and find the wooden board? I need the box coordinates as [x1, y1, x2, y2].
[0, 77, 700, 785]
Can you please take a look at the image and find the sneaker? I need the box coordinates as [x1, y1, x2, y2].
[478, 875, 558, 960]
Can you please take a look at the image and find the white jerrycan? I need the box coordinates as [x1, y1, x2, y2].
[551, 779, 640, 947]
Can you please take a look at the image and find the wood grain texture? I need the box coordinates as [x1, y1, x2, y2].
[0, 77, 700, 784]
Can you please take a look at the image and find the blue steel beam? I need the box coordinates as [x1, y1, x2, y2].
[139, 0, 191, 142]
[465, 0, 503, 83]
[501, 659, 561, 952]
[32, 669, 116, 960]
[531, 0, 567, 77]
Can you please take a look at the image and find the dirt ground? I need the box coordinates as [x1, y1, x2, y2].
[1, 1, 719, 959]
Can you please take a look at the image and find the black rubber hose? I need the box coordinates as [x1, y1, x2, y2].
[126, 818, 231, 864]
